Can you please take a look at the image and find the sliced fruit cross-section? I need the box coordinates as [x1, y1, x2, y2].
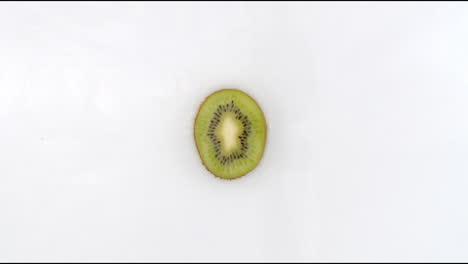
[194, 89, 267, 179]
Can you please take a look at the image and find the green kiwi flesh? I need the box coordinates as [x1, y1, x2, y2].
[194, 89, 267, 179]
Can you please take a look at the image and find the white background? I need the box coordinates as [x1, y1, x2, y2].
[1, 2, 468, 262]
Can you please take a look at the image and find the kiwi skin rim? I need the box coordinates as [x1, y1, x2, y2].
[194, 88, 267, 180]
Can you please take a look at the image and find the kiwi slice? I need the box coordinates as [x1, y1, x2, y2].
[194, 89, 267, 180]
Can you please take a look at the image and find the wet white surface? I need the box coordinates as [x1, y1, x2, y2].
[1, 2, 468, 262]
